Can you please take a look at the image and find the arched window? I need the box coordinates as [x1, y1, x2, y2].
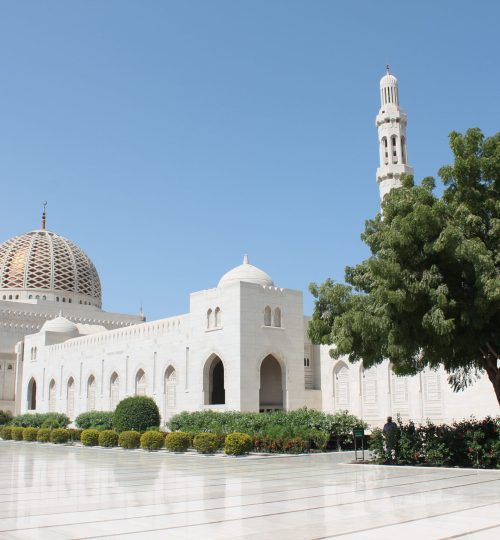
[214, 307, 221, 327]
[110, 372, 119, 409]
[207, 309, 213, 329]
[48, 379, 57, 412]
[273, 308, 282, 328]
[264, 306, 272, 326]
[67, 377, 75, 418]
[391, 136, 398, 163]
[401, 136, 407, 164]
[87, 375, 96, 411]
[333, 363, 350, 410]
[27, 378, 37, 410]
[165, 366, 177, 411]
[135, 369, 147, 396]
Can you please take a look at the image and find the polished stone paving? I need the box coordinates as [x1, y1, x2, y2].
[0, 442, 499, 539]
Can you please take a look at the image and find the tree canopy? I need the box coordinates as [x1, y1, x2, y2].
[309, 128, 500, 405]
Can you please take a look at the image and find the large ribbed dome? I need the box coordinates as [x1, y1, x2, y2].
[0, 229, 102, 307]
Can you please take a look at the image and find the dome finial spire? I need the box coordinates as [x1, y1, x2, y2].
[386, 64, 390, 75]
[243, 254, 249, 265]
[41, 202, 47, 230]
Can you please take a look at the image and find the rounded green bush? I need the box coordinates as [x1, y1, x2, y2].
[0, 410, 12, 426]
[1, 426, 13, 440]
[140, 430, 164, 451]
[165, 432, 191, 452]
[81, 429, 100, 446]
[113, 396, 160, 433]
[193, 433, 219, 454]
[23, 427, 38, 441]
[11, 427, 24, 440]
[118, 430, 141, 449]
[224, 432, 253, 455]
[98, 430, 119, 447]
[37, 428, 51, 443]
[50, 428, 69, 444]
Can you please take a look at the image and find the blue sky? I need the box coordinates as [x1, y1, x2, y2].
[0, 1, 498, 320]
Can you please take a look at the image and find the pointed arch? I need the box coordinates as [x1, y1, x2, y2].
[164, 365, 177, 413]
[203, 355, 225, 405]
[87, 375, 96, 411]
[273, 307, 282, 328]
[67, 377, 75, 418]
[206, 309, 213, 329]
[48, 379, 57, 412]
[135, 369, 147, 396]
[333, 361, 350, 410]
[259, 354, 284, 411]
[110, 372, 120, 409]
[214, 307, 221, 327]
[27, 377, 37, 411]
[264, 306, 272, 326]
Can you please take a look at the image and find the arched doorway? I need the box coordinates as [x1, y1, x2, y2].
[27, 378, 37, 410]
[48, 379, 56, 412]
[135, 369, 147, 396]
[67, 377, 75, 418]
[204, 356, 225, 405]
[259, 355, 283, 412]
[87, 375, 96, 411]
[110, 372, 119, 409]
[164, 366, 177, 417]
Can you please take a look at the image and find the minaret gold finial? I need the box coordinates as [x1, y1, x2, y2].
[41, 202, 47, 230]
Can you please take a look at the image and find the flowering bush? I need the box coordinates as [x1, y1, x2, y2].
[369, 416, 500, 469]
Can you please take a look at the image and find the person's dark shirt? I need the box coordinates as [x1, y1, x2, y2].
[383, 421, 397, 434]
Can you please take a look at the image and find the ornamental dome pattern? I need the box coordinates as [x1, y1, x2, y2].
[0, 230, 102, 307]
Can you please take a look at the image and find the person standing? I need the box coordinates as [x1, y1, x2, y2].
[383, 416, 398, 462]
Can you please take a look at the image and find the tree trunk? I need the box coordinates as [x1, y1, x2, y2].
[482, 351, 500, 407]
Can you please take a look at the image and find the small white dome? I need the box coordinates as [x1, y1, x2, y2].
[380, 67, 398, 87]
[41, 315, 80, 337]
[218, 255, 274, 288]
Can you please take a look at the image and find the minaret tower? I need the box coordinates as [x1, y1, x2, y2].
[376, 66, 413, 200]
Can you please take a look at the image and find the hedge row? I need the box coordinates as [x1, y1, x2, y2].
[168, 409, 366, 450]
[0, 427, 297, 455]
[370, 416, 500, 469]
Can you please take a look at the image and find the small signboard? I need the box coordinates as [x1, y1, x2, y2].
[353, 428, 365, 460]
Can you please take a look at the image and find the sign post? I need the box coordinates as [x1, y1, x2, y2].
[353, 428, 365, 461]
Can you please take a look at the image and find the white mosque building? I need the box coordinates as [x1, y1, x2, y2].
[2, 70, 497, 426]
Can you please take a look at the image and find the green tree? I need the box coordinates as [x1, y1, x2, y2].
[309, 129, 500, 405]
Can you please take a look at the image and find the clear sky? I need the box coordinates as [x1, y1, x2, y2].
[0, 1, 498, 320]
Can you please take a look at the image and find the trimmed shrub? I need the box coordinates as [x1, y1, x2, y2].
[118, 430, 141, 449]
[81, 429, 100, 446]
[41, 419, 61, 429]
[50, 428, 69, 444]
[98, 430, 119, 447]
[310, 430, 330, 451]
[37, 428, 51, 443]
[10, 413, 70, 428]
[165, 432, 191, 452]
[23, 427, 38, 441]
[0, 410, 13, 426]
[11, 427, 24, 440]
[113, 396, 160, 433]
[224, 432, 253, 455]
[75, 411, 114, 431]
[67, 429, 82, 442]
[193, 433, 219, 454]
[1, 426, 13, 440]
[140, 431, 164, 451]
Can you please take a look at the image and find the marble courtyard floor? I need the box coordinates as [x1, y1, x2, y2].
[0, 442, 500, 539]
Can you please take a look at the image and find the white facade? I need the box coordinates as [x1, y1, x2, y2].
[5, 69, 499, 426]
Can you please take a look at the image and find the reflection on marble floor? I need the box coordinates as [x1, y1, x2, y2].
[0, 442, 499, 539]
